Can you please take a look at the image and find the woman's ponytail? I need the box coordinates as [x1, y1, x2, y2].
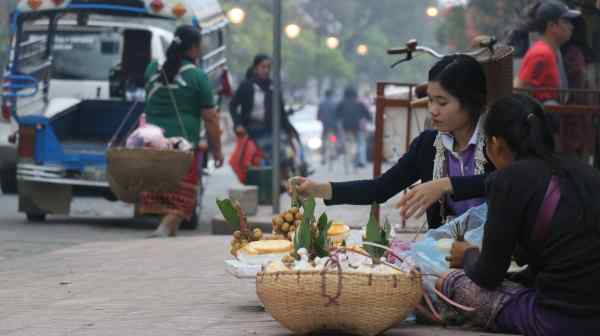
[161, 37, 184, 84]
[160, 25, 201, 84]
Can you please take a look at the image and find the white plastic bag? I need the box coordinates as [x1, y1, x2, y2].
[411, 203, 488, 291]
[126, 123, 169, 149]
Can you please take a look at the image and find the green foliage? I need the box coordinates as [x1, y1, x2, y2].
[436, 0, 534, 50]
[223, 0, 438, 90]
[292, 197, 330, 259]
[293, 197, 315, 252]
[314, 213, 332, 258]
[216, 198, 241, 230]
[363, 203, 390, 260]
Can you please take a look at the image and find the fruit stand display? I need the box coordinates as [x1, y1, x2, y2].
[220, 192, 423, 336]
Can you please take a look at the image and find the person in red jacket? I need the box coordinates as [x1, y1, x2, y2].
[515, 1, 580, 104]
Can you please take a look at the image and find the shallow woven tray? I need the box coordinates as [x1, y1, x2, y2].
[106, 147, 193, 198]
[256, 270, 423, 336]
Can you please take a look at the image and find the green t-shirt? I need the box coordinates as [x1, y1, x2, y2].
[144, 60, 215, 145]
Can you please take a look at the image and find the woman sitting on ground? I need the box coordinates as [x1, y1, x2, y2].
[294, 55, 493, 229]
[440, 94, 600, 336]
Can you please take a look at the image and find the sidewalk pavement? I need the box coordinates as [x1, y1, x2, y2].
[0, 235, 512, 336]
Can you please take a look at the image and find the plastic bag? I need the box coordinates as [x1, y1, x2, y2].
[228, 136, 263, 183]
[126, 123, 169, 149]
[168, 137, 193, 151]
[424, 203, 488, 246]
[411, 203, 488, 291]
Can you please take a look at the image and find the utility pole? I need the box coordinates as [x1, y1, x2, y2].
[272, 0, 282, 214]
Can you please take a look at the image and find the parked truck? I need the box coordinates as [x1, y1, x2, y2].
[1, 0, 228, 226]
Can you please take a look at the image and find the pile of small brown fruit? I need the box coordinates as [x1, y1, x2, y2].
[272, 207, 303, 240]
[229, 228, 263, 257]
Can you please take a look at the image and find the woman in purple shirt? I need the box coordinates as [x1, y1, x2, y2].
[294, 55, 492, 229]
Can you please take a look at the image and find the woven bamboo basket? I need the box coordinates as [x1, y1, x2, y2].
[474, 45, 515, 106]
[256, 270, 423, 336]
[106, 147, 194, 201]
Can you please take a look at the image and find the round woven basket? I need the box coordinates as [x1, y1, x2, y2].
[106, 148, 194, 200]
[256, 270, 423, 336]
[106, 171, 139, 204]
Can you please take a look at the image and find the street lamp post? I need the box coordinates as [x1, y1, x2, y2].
[326, 36, 339, 50]
[426, 6, 439, 17]
[272, 0, 282, 214]
[226, 7, 245, 25]
[284, 23, 301, 39]
[356, 44, 368, 56]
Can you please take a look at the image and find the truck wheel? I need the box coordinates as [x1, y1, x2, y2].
[26, 213, 46, 222]
[0, 169, 17, 194]
[180, 206, 199, 230]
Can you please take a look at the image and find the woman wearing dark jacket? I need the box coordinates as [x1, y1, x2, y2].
[229, 54, 297, 155]
[441, 94, 600, 335]
[294, 55, 493, 229]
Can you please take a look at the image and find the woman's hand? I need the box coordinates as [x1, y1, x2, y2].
[396, 178, 453, 219]
[446, 241, 478, 269]
[289, 177, 332, 200]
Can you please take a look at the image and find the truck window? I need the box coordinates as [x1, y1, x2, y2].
[26, 29, 122, 81]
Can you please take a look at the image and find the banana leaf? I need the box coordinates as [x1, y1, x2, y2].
[363, 203, 388, 259]
[216, 199, 240, 230]
[314, 213, 331, 258]
[294, 197, 316, 252]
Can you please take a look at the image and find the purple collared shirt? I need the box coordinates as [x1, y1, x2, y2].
[445, 145, 486, 217]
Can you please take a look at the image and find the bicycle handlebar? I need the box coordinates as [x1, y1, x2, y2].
[387, 37, 498, 68]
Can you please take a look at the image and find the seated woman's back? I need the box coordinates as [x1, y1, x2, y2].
[497, 158, 600, 313]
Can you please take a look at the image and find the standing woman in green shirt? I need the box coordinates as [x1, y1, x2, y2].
[140, 25, 224, 238]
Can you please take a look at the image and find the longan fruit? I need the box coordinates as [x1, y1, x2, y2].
[281, 222, 290, 233]
[295, 212, 303, 220]
[233, 230, 242, 239]
[289, 207, 299, 214]
[284, 212, 294, 223]
[273, 216, 284, 226]
[253, 228, 263, 240]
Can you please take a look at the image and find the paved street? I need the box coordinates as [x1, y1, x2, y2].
[0, 235, 507, 336]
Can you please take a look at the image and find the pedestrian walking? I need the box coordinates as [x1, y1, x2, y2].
[317, 89, 337, 165]
[515, 0, 580, 104]
[140, 25, 224, 238]
[336, 86, 371, 168]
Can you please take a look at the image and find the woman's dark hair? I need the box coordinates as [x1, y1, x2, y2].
[486, 93, 599, 232]
[161, 25, 201, 84]
[484, 94, 558, 170]
[245, 54, 272, 79]
[428, 54, 487, 126]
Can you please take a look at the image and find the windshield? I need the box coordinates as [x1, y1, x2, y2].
[24, 27, 121, 81]
[21, 14, 174, 82]
[50, 30, 120, 81]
